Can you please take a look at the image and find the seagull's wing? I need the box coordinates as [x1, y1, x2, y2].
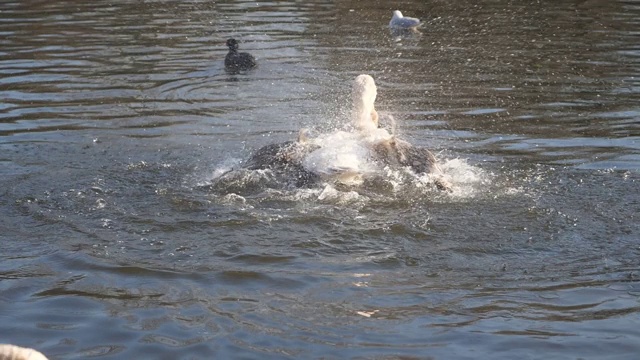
[390, 16, 421, 28]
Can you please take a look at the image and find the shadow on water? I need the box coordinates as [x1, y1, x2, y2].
[1, 0, 640, 359]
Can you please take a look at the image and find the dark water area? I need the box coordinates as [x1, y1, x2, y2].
[1, 0, 639, 359]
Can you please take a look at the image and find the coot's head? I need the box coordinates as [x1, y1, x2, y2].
[226, 38, 239, 51]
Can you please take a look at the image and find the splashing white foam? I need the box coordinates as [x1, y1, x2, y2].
[437, 158, 489, 199]
[301, 126, 395, 184]
[441, 158, 485, 184]
[210, 158, 242, 180]
[303, 131, 373, 181]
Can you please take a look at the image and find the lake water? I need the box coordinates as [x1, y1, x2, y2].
[1, 0, 639, 359]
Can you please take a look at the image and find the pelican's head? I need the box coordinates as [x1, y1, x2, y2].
[392, 10, 403, 19]
[352, 74, 379, 132]
[352, 74, 377, 107]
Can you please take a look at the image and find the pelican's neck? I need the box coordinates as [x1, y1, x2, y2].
[352, 100, 377, 133]
[351, 74, 378, 133]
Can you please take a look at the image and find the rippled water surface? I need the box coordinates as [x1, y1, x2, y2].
[2, 0, 640, 359]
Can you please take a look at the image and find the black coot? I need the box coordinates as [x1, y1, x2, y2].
[224, 38, 257, 71]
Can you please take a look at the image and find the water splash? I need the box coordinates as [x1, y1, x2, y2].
[198, 73, 489, 206]
[203, 134, 488, 208]
[302, 130, 378, 182]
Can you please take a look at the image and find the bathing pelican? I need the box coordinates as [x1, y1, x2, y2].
[224, 38, 257, 72]
[216, 75, 451, 191]
[349, 74, 452, 190]
[389, 10, 421, 30]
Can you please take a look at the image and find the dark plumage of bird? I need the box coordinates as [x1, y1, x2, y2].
[224, 38, 257, 71]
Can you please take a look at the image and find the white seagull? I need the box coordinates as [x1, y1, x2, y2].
[389, 10, 421, 29]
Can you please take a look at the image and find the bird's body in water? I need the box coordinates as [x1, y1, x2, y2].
[371, 137, 451, 190]
[224, 38, 257, 72]
[243, 138, 320, 188]
[211, 130, 321, 192]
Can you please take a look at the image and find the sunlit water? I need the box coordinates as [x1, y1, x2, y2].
[1, 0, 639, 359]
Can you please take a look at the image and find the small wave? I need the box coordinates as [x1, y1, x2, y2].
[317, 184, 364, 204]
